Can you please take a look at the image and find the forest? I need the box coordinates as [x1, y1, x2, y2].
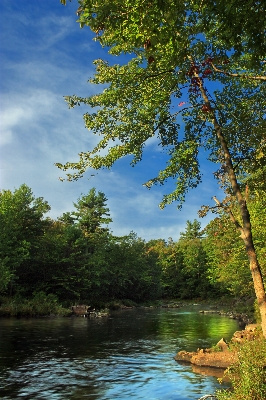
[1, 184, 265, 316]
[55, 0, 266, 339]
[1, 1, 266, 398]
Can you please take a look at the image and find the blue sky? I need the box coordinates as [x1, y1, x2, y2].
[0, 0, 224, 241]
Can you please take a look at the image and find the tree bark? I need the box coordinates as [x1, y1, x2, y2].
[197, 75, 266, 337]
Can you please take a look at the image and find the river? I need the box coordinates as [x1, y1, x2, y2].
[0, 306, 239, 399]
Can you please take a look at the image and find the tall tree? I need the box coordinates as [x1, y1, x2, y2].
[58, 1, 266, 335]
[178, 221, 211, 298]
[179, 220, 202, 241]
[54, 188, 112, 300]
[62, 188, 112, 255]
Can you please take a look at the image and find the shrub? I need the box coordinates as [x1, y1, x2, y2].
[0, 292, 70, 317]
[216, 334, 266, 400]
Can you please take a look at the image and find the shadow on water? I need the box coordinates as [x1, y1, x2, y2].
[0, 306, 239, 399]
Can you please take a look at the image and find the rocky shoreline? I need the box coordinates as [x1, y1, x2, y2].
[198, 308, 253, 326]
[174, 323, 259, 369]
[71, 301, 255, 326]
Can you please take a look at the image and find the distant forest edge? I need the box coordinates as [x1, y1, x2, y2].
[0, 184, 265, 315]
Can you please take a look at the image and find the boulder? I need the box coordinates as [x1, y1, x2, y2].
[174, 338, 237, 369]
[175, 325, 260, 369]
[231, 324, 259, 343]
[216, 338, 229, 352]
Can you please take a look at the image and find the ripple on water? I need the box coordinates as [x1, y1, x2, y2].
[0, 309, 238, 399]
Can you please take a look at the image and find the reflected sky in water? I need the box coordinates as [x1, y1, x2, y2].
[0, 306, 239, 399]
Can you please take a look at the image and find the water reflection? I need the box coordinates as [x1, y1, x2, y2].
[0, 307, 239, 399]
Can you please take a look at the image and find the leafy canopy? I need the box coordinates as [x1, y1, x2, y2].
[58, 0, 266, 208]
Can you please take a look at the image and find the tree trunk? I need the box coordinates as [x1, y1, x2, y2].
[197, 77, 266, 337]
[240, 229, 266, 337]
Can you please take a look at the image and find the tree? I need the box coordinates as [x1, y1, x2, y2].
[148, 238, 185, 298]
[62, 188, 112, 255]
[104, 232, 162, 301]
[203, 215, 253, 297]
[179, 220, 202, 241]
[53, 188, 112, 301]
[73, 188, 112, 233]
[178, 220, 212, 298]
[0, 184, 50, 295]
[58, 1, 266, 335]
[203, 191, 266, 298]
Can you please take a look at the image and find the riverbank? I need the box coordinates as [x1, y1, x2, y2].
[0, 294, 257, 323]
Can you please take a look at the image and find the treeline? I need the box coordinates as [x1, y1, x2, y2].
[0, 184, 265, 308]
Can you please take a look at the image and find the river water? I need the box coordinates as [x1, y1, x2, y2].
[0, 306, 239, 400]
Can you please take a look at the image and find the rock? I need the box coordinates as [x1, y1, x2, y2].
[71, 305, 90, 317]
[89, 311, 98, 318]
[174, 337, 237, 369]
[199, 310, 219, 314]
[190, 350, 237, 369]
[71, 305, 110, 318]
[174, 348, 237, 369]
[175, 325, 260, 370]
[174, 350, 196, 363]
[245, 323, 258, 332]
[97, 311, 110, 318]
[231, 324, 259, 343]
[216, 338, 229, 352]
[160, 303, 180, 308]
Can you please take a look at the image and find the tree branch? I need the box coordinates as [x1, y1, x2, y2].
[212, 196, 243, 231]
[211, 63, 266, 81]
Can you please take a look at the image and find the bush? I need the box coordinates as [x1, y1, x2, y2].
[0, 292, 70, 317]
[216, 334, 266, 400]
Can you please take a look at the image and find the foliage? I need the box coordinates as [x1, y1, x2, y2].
[179, 220, 202, 240]
[0, 292, 70, 317]
[216, 335, 266, 400]
[0, 183, 264, 310]
[147, 222, 216, 299]
[72, 188, 112, 234]
[203, 192, 266, 297]
[0, 184, 50, 295]
[103, 233, 162, 302]
[148, 238, 184, 298]
[247, 192, 266, 278]
[203, 216, 252, 296]
[57, 2, 266, 334]
[57, 0, 265, 208]
[0, 185, 164, 304]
